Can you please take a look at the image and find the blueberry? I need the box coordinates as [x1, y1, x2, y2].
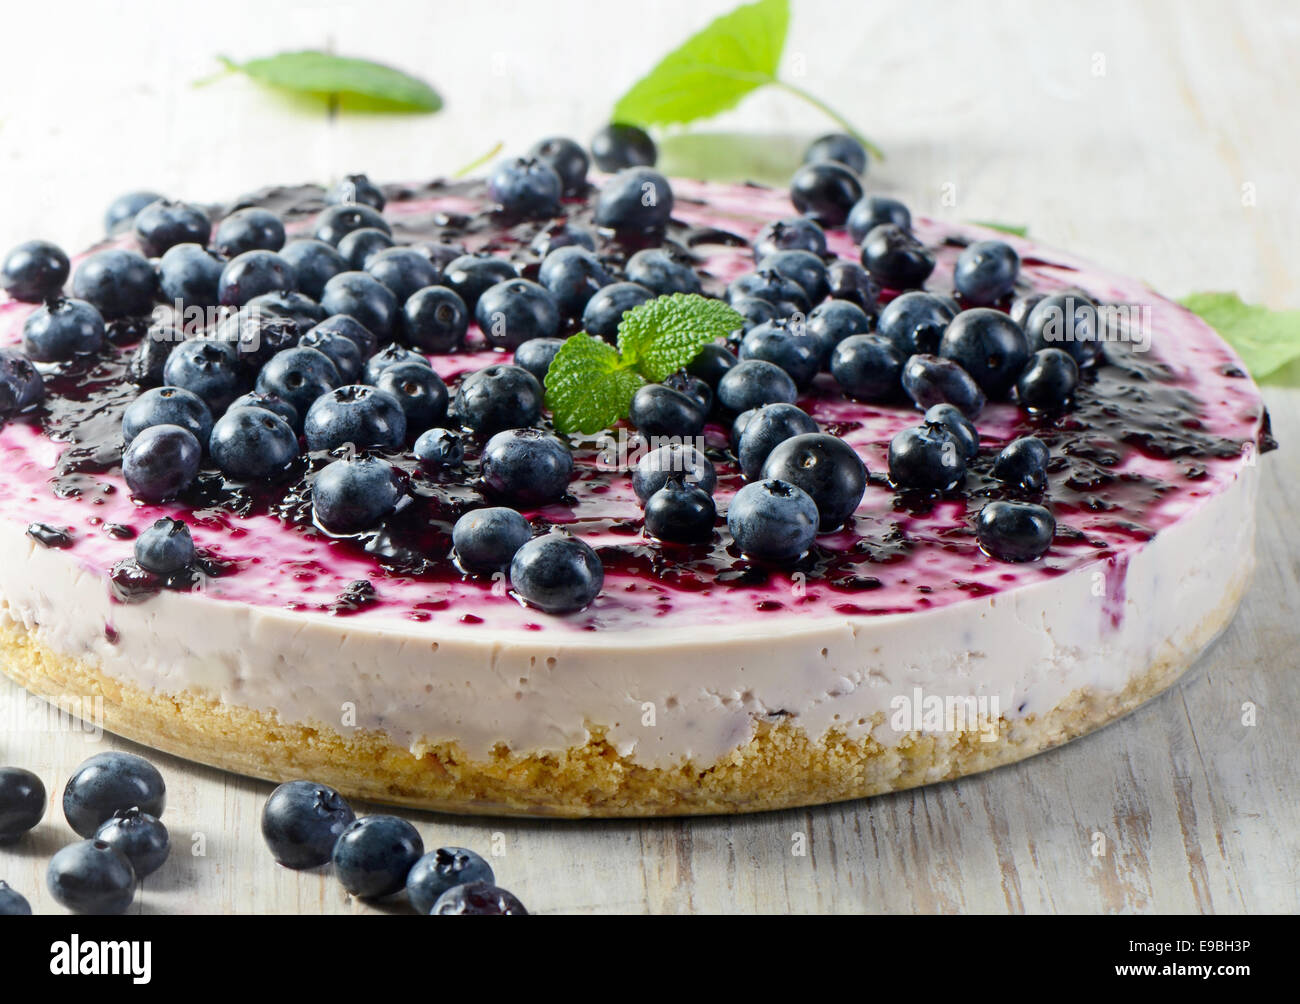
[94, 808, 169, 879]
[313, 203, 391, 247]
[488, 156, 563, 218]
[739, 319, 820, 389]
[72, 248, 156, 318]
[407, 847, 496, 915]
[938, 308, 1030, 397]
[859, 224, 935, 289]
[365, 246, 439, 304]
[628, 383, 706, 439]
[510, 533, 604, 614]
[727, 269, 810, 316]
[826, 260, 881, 312]
[376, 362, 449, 432]
[299, 327, 363, 382]
[210, 406, 300, 479]
[332, 815, 424, 899]
[47, 840, 136, 914]
[22, 297, 106, 362]
[126, 326, 177, 387]
[758, 249, 829, 305]
[888, 423, 966, 491]
[320, 272, 397, 339]
[63, 752, 166, 838]
[229, 391, 300, 430]
[337, 227, 395, 270]
[1017, 348, 1079, 410]
[807, 299, 872, 363]
[247, 290, 327, 333]
[0, 349, 44, 415]
[261, 779, 357, 870]
[761, 433, 866, 531]
[626, 247, 701, 296]
[901, 354, 986, 418]
[134, 199, 211, 258]
[442, 253, 518, 313]
[403, 286, 470, 352]
[1009, 292, 1045, 328]
[847, 195, 912, 243]
[877, 291, 955, 356]
[256, 346, 341, 418]
[161, 339, 243, 411]
[663, 371, 712, 412]
[453, 506, 532, 574]
[954, 240, 1019, 306]
[122, 385, 213, 446]
[593, 168, 674, 233]
[454, 364, 543, 436]
[414, 427, 464, 468]
[431, 881, 528, 915]
[213, 207, 285, 257]
[105, 190, 165, 234]
[122, 423, 201, 502]
[591, 123, 657, 171]
[992, 435, 1050, 490]
[828, 334, 901, 401]
[308, 314, 378, 360]
[753, 217, 827, 262]
[736, 403, 819, 479]
[133, 517, 196, 575]
[729, 295, 780, 331]
[513, 337, 565, 385]
[476, 278, 561, 350]
[157, 243, 223, 308]
[481, 428, 573, 505]
[1024, 292, 1103, 366]
[326, 173, 386, 211]
[364, 344, 430, 385]
[312, 456, 404, 533]
[2, 239, 69, 301]
[581, 281, 653, 340]
[529, 136, 590, 196]
[218, 249, 295, 308]
[0, 767, 45, 842]
[0, 881, 30, 915]
[731, 408, 759, 450]
[687, 342, 739, 388]
[804, 132, 868, 175]
[304, 385, 406, 452]
[529, 223, 596, 257]
[717, 359, 798, 414]
[632, 443, 716, 503]
[727, 479, 819, 561]
[924, 402, 980, 462]
[214, 310, 300, 373]
[976, 501, 1055, 561]
[645, 477, 716, 543]
[789, 162, 863, 227]
[280, 239, 349, 300]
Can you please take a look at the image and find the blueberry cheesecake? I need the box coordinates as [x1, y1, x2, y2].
[0, 135, 1272, 815]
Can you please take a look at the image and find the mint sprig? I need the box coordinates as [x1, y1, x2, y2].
[544, 294, 744, 435]
[612, 0, 882, 161]
[208, 51, 442, 113]
[1181, 291, 1300, 382]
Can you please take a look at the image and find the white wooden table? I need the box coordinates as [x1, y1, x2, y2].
[0, 0, 1296, 914]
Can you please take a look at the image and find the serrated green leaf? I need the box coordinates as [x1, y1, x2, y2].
[612, 0, 789, 127]
[616, 293, 746, 382]
[1180, 291, 1300, 382]
[543, 335, 645, 435]
[971, 220, 1028, 237]
[217, 51, 441, 112]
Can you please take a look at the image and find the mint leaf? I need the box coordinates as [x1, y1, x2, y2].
[1180, 291, 1300, 381]
[971, 220, 1028, 237]
[544, 335, 644, 436]
[215, 52, 441, 112]
[617, 293, 745, 382]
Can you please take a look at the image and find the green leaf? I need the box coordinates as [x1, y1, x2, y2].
[217, 51, 441, 112]
[971, 220, 1028, 237]
[617, 293, 745, 382]
[1180, 291, 1300, 381]
[612, 0, 789, 127]
[544, 335, 645, 436]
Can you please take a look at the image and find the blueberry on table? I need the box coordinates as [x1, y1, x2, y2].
[581, 281, 653, 341]
[924, 403, 980, 463]
[475, 278, 561, 350]
[1017, 348, 1080, 410]
[513, 336, 565, 385]
[593, 168, 674, 233]
[326, 173, 386, 211]
[727, 478, 819, 562]
[737, 403, 820, 480]
[365, 246, 439, 305]
[255, 346, 341, 419]
[307, 313, 377, 360]
[753, 217, 828, 262]
[877, 291, 956, 356]
[590, 123, 657, 172]
[789, 161, 863, 227]
[2, 239, 69, 302]
[72, 248, 157, 319]
[332, 815, 424, 899]
[938, 308, 1030, 397]
[632, 443, 716, 504]
[645, 477, 717, 544]
[488, 156, 563, 218]
[509, 533, 604, 614]
[976, 500, 1056, 561]
[1024, 291, 1103, 366]
[625, 247, 701, 297]
[313, 202, 391, 247]
[303, 385, 407, 453]
[992, 436, 1050, 491]
[210, 406, 300, 480]
[830, 334, 902, 402]
[157, 243, 224, 309]
[716, 359, 798, 414]
[739, 320, 821, 390]
[0, 767, 46, 842]
[953, 239, 1019, 306]
[803, 132, 869, 175]
[218, 249, 295, 308]
[122, 424, 202, 503]
[63, 752, 166, 838]
[414, 427, 464, 469]
[261, 780, 357, 870]
[806, 299, 873, 364]
[859, 223, 935, 289]
[453, 507, 533, 575]
[94, 807, 169, 878]
[337, 227, 395, 270]
[402, 285, 470, 353]
[628, 383, 707, 439]
[46, 840, 136, 915]
[320, 271, 398, 339]
[214, 207, 286, 257]
[104, 190, 164, 234]
[761, 433, 867, 532]
[847, 195, 912, 243]
[312, 456, 405, 534]
[134, 199, 211, 258]
[21, 297, 106, 362]
[280, 239, 348, 301]
[122, 386, 214, 447]
[134, 517, 196, 575]
[0, 881, 31, 915]
[364, 343, 430, 385]
[901, 354, 986, 419]
[442, 253, 517, 314]
[888, 423, 967, 492]
[758, 248, 830, 305]
[454, 364, 543, 436]
[480, 428, 573, 506]
[377, 362, 449, 432]
[528, 136, 590, 196]
[431, 881, 528, 915]
[407, 847, 496, 915]
[0, 348, 45, 414]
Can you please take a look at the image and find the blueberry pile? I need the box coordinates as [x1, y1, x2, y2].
[261, 779, 527, 914]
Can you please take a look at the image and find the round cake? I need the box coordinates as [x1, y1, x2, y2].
[0, 168, 1271, 816]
